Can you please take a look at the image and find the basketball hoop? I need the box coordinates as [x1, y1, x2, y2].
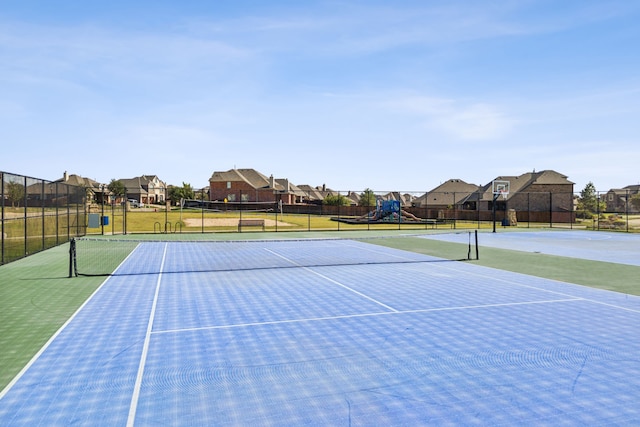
[492, 180, 510, 201]
[491, 180, 510, 232]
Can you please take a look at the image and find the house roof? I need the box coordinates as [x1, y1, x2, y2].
[119, 177, 147, 195]
[346, 191, 360, 205]
[414, 179, 481, 206]
[608, 185, 640, 198]
[210, 168, 271, 188]
[209, 168, 295, 192]
[55, 173, 102, 191]
[138, 175, 165, 186]
[296, 185, 326, 200]
[481, 170, 574, 200]
[276, 179, 308, 197]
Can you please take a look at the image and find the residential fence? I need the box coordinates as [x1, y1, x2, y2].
[1, 171, 87, 265]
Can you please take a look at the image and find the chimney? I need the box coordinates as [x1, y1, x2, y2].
[63, 171, 68, 182]
[269, 175, 275, 188]
[322, 184, 326, 192]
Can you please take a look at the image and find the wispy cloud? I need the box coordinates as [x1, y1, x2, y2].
[383, 95, 514, 140]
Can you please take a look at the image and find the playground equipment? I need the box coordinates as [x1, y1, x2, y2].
[333, 200, 427, 224]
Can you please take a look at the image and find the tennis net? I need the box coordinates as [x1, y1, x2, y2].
[69, 231, 479, 277]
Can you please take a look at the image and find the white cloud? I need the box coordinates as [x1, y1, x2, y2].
[434, 103, 513, 140]
[384, 95, 514, 140]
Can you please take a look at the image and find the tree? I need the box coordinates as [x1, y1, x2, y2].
[358, 188, 376, 207]
[323, 194, 351, 206]
[6, 180, 25, 208]
[577, 182, 605, 218]
[168, 182, 195, 205]
[194, 188, 208, 201]
[108, 179, 126, 200]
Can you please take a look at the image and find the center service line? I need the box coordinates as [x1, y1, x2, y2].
[127, 242, 168, 427]
[264, 247, 399, 312]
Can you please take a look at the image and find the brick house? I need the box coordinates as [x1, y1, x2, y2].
[208, 168, 298, 204]
[475, 170, 574, 222]
[605, 185, 640, 212]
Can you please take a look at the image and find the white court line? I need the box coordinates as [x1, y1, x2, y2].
[0, 242, 142, 400]
[264, 247, 399, 312]
[152, 297, 583, 335]
[127, 243, 168, 427]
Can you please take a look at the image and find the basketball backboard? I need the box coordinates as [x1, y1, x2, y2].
[492, 180, 510, 199]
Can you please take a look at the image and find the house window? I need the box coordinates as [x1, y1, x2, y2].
[608, 194, 613, 201]
[227, 194, 236, 202]
[241, 193, 249, 202]
[227, 182, 231, 189]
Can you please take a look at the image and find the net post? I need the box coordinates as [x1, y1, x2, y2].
[475, 230, 479, 260]
[69, 238, 76, 278]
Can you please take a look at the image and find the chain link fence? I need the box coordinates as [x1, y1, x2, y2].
[133, 188, 639, 234]
[3, 174, 637, 265]
[1, 171, 87, 265]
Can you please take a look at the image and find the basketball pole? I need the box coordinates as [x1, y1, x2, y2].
[492, 193, 498, 233]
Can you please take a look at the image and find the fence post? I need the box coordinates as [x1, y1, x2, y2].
[41, 180, 45, 252]
[23, 176, 27, 258]
[453, 192, 457, 229]
[626, 189, 630, 232]
[549, 192, 553, 228]
[1, 172, 4, 265]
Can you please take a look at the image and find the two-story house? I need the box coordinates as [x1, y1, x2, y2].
[209, 168, 298, 204]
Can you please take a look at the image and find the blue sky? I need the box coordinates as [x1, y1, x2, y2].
[1, 1, 639, 193]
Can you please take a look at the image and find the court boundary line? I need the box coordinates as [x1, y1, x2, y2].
[0, 242, 142, 399]
[127, 242, 168, 427]
[264, 247, 399, 312]
[152, 297, 583, 335]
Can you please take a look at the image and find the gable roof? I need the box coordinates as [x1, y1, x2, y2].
[138, 175, 165, 186]
[209, 168, 297, 192]
[210, 168, 270, 189]
[414, 179, 481, 206]
[481, 170, 574, 200]
[119, 177, 147, 195]
[275, 179, 307, 197]
[55, 173, 102, 191]
[296, 184, 341, 201]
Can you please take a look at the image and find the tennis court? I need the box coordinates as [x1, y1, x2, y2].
[424, 229, 640, 266]
[1, 235, 640, 425]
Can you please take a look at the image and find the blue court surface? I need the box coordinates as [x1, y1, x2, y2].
[1, 238, 640, 425]
[424, 229, 640, 266]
